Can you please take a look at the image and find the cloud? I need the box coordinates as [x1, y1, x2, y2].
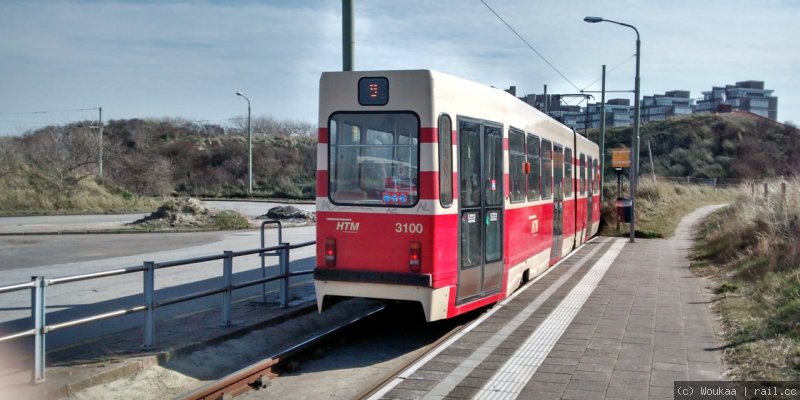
[1, 0, 798, 135]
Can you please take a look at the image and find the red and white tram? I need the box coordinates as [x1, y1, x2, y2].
[314, 70, 600, 321]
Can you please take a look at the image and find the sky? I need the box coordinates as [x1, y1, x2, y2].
[1, 0, 798, 136]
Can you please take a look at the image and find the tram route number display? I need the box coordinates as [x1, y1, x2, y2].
[395, 222, 424, 234]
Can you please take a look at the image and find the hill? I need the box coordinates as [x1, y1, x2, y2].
[598, 113, 799, 181]
[1, 113, 797, 214]
[0, 117, 316, 214]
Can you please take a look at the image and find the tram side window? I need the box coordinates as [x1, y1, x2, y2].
[438, 115, 453, 207]
[460, 121, 481, 208]
[579, 153, 586, 195]
[564, 147, 573, 197]
[594, 159, 600, 193]
[509, 128, 526, 203]
[527, 134, 540, 200]
[587, 155, 593, 193]
[541, 139, 552, 199]
[484, 125, 504, 207]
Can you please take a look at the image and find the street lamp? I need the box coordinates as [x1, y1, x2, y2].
[236, 91, 252, 194]
[584, 16, 640, 243]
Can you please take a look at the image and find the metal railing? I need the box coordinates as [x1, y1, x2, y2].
[0, 220, 315, 383]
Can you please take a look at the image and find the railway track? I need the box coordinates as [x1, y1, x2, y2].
[176, 304, 387, 400]
[176, 303, 478, 400]
[353, 314, 471, 400]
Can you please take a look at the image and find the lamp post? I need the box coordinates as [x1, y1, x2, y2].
[584, 16, 640, 243]
[98, 107, 103, 178]
[236, 91, 252, 194]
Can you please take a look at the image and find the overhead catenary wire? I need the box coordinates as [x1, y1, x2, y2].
[479, 0, 581, 92]
[580, 54, 637, 92]
[0, 107, 99, 115]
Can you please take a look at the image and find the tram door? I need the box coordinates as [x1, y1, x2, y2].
[550, 145, 564, 262]
[457, 119, 504, 303]
[585, 156, 594, 240]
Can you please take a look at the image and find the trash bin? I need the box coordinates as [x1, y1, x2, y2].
[616, 197, 632, 223]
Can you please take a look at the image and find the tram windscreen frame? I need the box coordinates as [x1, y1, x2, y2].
[328, 112, 420, 207]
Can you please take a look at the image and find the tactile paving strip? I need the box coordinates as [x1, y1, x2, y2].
[474, 239, 626, 399]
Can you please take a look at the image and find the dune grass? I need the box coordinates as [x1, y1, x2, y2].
[691, 178, 800, 380]
[599, 179, 736, 238]
[0, 173, 160, 215]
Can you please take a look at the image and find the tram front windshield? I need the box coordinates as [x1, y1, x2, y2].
[328, 112, 419, 207]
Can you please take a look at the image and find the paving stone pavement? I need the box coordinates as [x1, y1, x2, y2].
[377, 205, 726, 400]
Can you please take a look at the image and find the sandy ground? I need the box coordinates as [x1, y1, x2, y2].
[64, 299, 383, 400]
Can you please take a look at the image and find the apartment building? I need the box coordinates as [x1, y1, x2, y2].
[695, 81, 778, 120]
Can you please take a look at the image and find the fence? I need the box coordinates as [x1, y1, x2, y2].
[0, 220, 315, 383]
[664, 176, 743, 188]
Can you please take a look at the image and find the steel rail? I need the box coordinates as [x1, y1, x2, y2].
[230, 269, 314, 291]
[0, 328, 36, 342]
[48, 265, 145, 285]
[231, 247, 271, 257]
[155, 287, 226, 309]
[0, 281, 35, 294]
[354, 318, 471, 400]
[287, 240, 315, 250]
[156, 253, 227, 269]
[47, 305, 146, 333]
[176, 304, 387, 400]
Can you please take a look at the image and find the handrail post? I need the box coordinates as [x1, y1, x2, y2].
[279, 244, 290, 308]
[142, 261, 155, 350]
[31, 276, 46, 383]
[221, 251, 233, 326]
[260, 226, 267, 304]
[259, 219, 284, 304]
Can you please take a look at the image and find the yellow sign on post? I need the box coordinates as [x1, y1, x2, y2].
[611, 148, 631, 168]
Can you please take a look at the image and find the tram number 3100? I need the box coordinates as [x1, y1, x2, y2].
[395, 223, 424, 234]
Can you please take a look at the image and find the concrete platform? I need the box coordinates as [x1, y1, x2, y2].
[372, 205, 725, 400]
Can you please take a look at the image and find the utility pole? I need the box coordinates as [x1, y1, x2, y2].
[543, 84, 548, 114]
[632, 30, 641, 243]
[584, 101, 589, 134]
[600, 65, 606, 201]
[236, 92, 252, 194]
[99, 107, 103, 178]
[342, 0, 354, 71]
[648, 140, 656, 184]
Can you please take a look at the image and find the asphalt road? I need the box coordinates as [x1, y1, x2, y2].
[0, 201, 316, 270]
[0, 200, 315, 234]
[0, 232, 224, 271]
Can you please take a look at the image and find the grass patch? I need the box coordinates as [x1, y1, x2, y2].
[212, 210, 250, 230]
[691, 178, 800, 380]
[599, 179, 736, 238]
